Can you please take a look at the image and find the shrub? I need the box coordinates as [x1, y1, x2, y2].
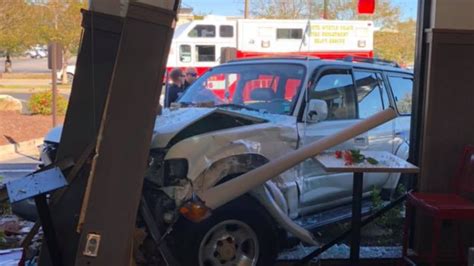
[28, 91, 68, 115]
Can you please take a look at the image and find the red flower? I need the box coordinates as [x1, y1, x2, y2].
[343, 151, 353, 165]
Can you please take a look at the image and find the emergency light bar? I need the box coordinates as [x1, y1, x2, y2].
[358, 0, 376, 14]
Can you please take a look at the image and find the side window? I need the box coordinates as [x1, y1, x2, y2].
[179, 45, 191, 63]
[188, 25, 216, 38]
[311, 70, 356, 120]
[219, 25, 234, 37]
[388, 75, 413, 115]
[195, 45, 215, 62]
[276, 28, 303, 39]
[354, 71, 384, 119]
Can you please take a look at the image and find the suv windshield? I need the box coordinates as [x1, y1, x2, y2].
[178, 63, 306, 115]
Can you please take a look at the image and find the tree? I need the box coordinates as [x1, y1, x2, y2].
[35, 0, 86, 83]
[0, 1, 38, 72]
[251, 0, 308, 19]
[374, 19, 416, 66]
[252, 0, 401, 27]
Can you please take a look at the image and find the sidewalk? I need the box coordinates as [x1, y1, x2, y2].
[0, 138, 42, 162]
[0, 79, 51, 86]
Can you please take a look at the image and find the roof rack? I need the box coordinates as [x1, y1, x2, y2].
[228, 55, 320, 63]
[341, 56, 400, 68]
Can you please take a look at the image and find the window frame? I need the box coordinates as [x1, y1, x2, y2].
[188, 24, 216, 38]
[179, 44, 192, 63]
[353, 69, 386, 119]
[299, 66, 357, 122]
[384, 72, 414, 116]
[219, 25, 234, 38]
[276, 28, 303, 40]
[195, 45, 216, 62]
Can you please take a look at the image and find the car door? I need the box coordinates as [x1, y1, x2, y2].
[352, 69, 394, 194]
[296, 67, 394, 212]
[385, 73, 413, 147]
[354, 69, 394, 152]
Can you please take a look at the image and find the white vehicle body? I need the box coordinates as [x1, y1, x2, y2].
[57, 65, 76, 82]
[25, 46, 48, 59]
[166, 17, 374, 73]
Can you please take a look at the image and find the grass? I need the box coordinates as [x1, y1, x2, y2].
[0, 84, 71, 90]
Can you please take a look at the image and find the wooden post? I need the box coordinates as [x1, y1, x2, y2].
[74, 2, 179, 265]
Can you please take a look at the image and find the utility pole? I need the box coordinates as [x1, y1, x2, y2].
[244, 0, 249, 18]
[323, 0, 328, 19]
[51, 43, 57, 127]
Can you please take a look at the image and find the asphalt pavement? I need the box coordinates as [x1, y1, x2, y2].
[0, 57, 76, 73]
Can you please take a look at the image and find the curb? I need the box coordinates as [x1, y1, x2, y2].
[0, 138, 44, 158]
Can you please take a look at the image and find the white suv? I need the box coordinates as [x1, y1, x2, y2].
[41, 57, 413, 265]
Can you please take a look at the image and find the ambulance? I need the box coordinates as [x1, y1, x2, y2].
[166, 16, 375, 75]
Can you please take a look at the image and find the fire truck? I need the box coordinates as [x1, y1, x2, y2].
[166, 16, 375, 75]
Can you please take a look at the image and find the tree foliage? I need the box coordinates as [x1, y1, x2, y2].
[35, 0, 86, 81]
[251, 0, 308, 19]
[35, 0, 86, 56]
[0, 0, 85, 74]
[0, 1, 37, 55]
[251, 0, 401, 28]
[374, 19, 416, 66]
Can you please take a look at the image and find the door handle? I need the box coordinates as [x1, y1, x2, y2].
[354, 137, 367, 145]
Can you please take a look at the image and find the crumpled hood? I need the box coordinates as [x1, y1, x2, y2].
[43, 108, 215, 145]
[43, 107, 293, 149]
[151, 107, 293, 148]
[151, 108, 217, 148]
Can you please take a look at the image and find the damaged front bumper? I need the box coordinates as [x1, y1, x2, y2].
[143, 149, 194, 225]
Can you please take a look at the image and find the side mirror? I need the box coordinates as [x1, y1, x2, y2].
[305, 99, 328, 123]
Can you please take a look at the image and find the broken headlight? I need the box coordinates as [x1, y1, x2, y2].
[163, 159, 188, 186]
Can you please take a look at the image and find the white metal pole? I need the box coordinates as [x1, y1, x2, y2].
[199, 108, 398, 209]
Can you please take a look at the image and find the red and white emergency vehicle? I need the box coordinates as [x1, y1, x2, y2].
[166, 16, 375, 75]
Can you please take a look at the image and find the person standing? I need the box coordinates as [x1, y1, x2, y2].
[165, 68, 185, 107]
[184, 67, 198, 89]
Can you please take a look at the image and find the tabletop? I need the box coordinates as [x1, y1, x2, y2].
[315, 151, 420, 173]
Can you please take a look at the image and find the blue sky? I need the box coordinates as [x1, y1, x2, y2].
[182, 0, 418, 21]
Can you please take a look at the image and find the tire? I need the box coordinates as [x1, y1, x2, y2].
[168, 195, 278, 266]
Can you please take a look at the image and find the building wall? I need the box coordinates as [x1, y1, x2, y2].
[414, 0, 474, 257]
[430, 0, 474, 30]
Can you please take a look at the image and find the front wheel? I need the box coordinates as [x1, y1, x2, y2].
[199, 219, 259, 265]
[169, 197, 278, 266]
